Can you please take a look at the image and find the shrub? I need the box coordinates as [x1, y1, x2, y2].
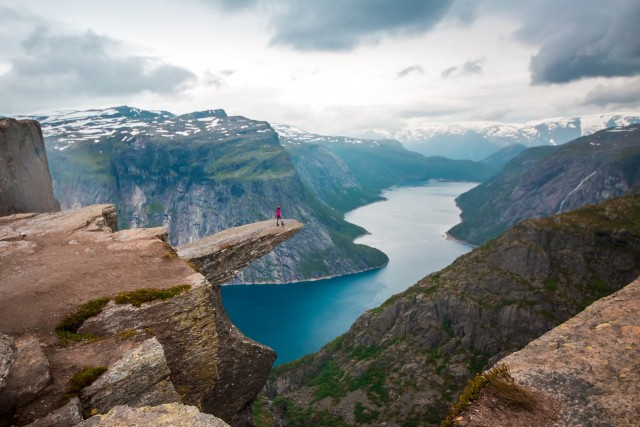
[114, 284, 191, 307]
[441, 364, 537, 426]
[65, 365, 107, 398]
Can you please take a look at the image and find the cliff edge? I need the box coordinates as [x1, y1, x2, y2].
[455, 276, 640, 426]
[0, 205, 302, 426]
[0, 118, 60, 216]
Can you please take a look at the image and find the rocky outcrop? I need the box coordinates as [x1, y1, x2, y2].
[76, 403, 230, 427]
[449, 124, 640, 245]
[79, 337, 179, 416]
[0, 204, 301, 426]
[177, 220, 303, 285]
[24, 398, 83, 427]
[457, 276, 640, 426]
[0, 118, 60, 216]
[267, 194, 640, 426]
[0, 336, 51, 412]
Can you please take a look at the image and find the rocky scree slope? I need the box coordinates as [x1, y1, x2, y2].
[0, 118, 60, 216]
[456, 276, 640, 427]
[265, 193, 640, 426]
[29, 106, 387, 283]
[0, 204, 301, 426]
[449, 124, 640, 246]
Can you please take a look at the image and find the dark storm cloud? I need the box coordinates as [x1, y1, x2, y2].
[268, 0, 457, 51]
[582, 79, 640, 108]
[0, 20, 196, 113]
[397, 65, 424, 78]
[200, 0, 258, 11]
[441, 58, 484, 78]
[516, 0, 640, 84]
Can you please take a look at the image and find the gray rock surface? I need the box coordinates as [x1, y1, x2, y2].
[498, 276, 640, 426]
[25, 397, 83, 427]
[80, 337, 180, 416]
[0, 335, 51, 412]
[76, 403, 230, 427]
[0, 333, 16, 391]
[0, 118, 60, 216]
[177, 219, 303, 285]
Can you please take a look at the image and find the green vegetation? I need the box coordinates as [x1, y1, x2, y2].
[252, 395, 275, 427]
[65, 365, 108, 399]
[354, 402, 380, 424]
[348, 364, 390, 405]
[543, 277, 558, 291]
[442, 364, 537, 427]
[114, 284, 191, 307]
[55, 297, 111, 344]
[272, 397, 350, 427]
[310, 360, 347, 402]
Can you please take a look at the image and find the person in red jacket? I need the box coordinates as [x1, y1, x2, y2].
[276, 206, 283, 226]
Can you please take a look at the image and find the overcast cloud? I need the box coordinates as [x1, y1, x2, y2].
[0, 0, 638, 133]
[0, 7, 195, 112]
[516, 0, 640, 84]
[267, 0, 456, 51]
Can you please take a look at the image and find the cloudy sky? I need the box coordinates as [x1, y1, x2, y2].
[1, 0, 639, 135]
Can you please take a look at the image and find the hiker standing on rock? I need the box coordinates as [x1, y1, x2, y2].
[276, 206, 283, 226]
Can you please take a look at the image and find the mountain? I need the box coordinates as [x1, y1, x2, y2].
[264, 193, 640, 426]
[448, 123, 640, 246]
[274, 123, 497, 212]
[25, 106, 388, 284]
[366, 113, 640, 161]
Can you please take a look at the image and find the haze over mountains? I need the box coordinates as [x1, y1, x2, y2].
[363, 113, 640, 160]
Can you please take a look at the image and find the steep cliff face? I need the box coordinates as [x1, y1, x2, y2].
[39, 107, 387, 283]
[0, 118, 60, 216]
[266, 194, 640, 426]
[0, 204, 301, 426]
[455, 276, 640, 426]
[448, 124, 640, 245]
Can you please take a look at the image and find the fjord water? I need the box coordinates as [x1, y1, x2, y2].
[221, 181, 477, 364]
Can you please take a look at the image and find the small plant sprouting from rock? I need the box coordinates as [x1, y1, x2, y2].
[441, 363, 537, 426]
[55, 297, 110, 345]
[65, 365, 107, 399]
[114, 284, 191, 307]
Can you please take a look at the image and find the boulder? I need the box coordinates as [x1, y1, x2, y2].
[0, 335, 51, 412]
[76, 403, 230, 427]
[80, 337, 179, 416]
[25, 397, 83, 427]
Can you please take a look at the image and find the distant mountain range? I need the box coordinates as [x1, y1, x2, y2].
[363, 113, 640, 160]
[16, 106, 493, 284]
[448, 123, 640, 245]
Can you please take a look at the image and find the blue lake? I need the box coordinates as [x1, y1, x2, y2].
[221, 181, 477, 365]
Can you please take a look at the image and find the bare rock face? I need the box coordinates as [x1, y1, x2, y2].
[0, 333, 16, 390]
[76, 403, 230, 427]
[177, 220, 303, 285]
[0, 204, 302, 426]
[80, 337, 179, 417]
[0, 118, 60, 216]
[24, 397, 83, 427]
[0, 335, 51, 413]
[492, 277, 640, 426]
